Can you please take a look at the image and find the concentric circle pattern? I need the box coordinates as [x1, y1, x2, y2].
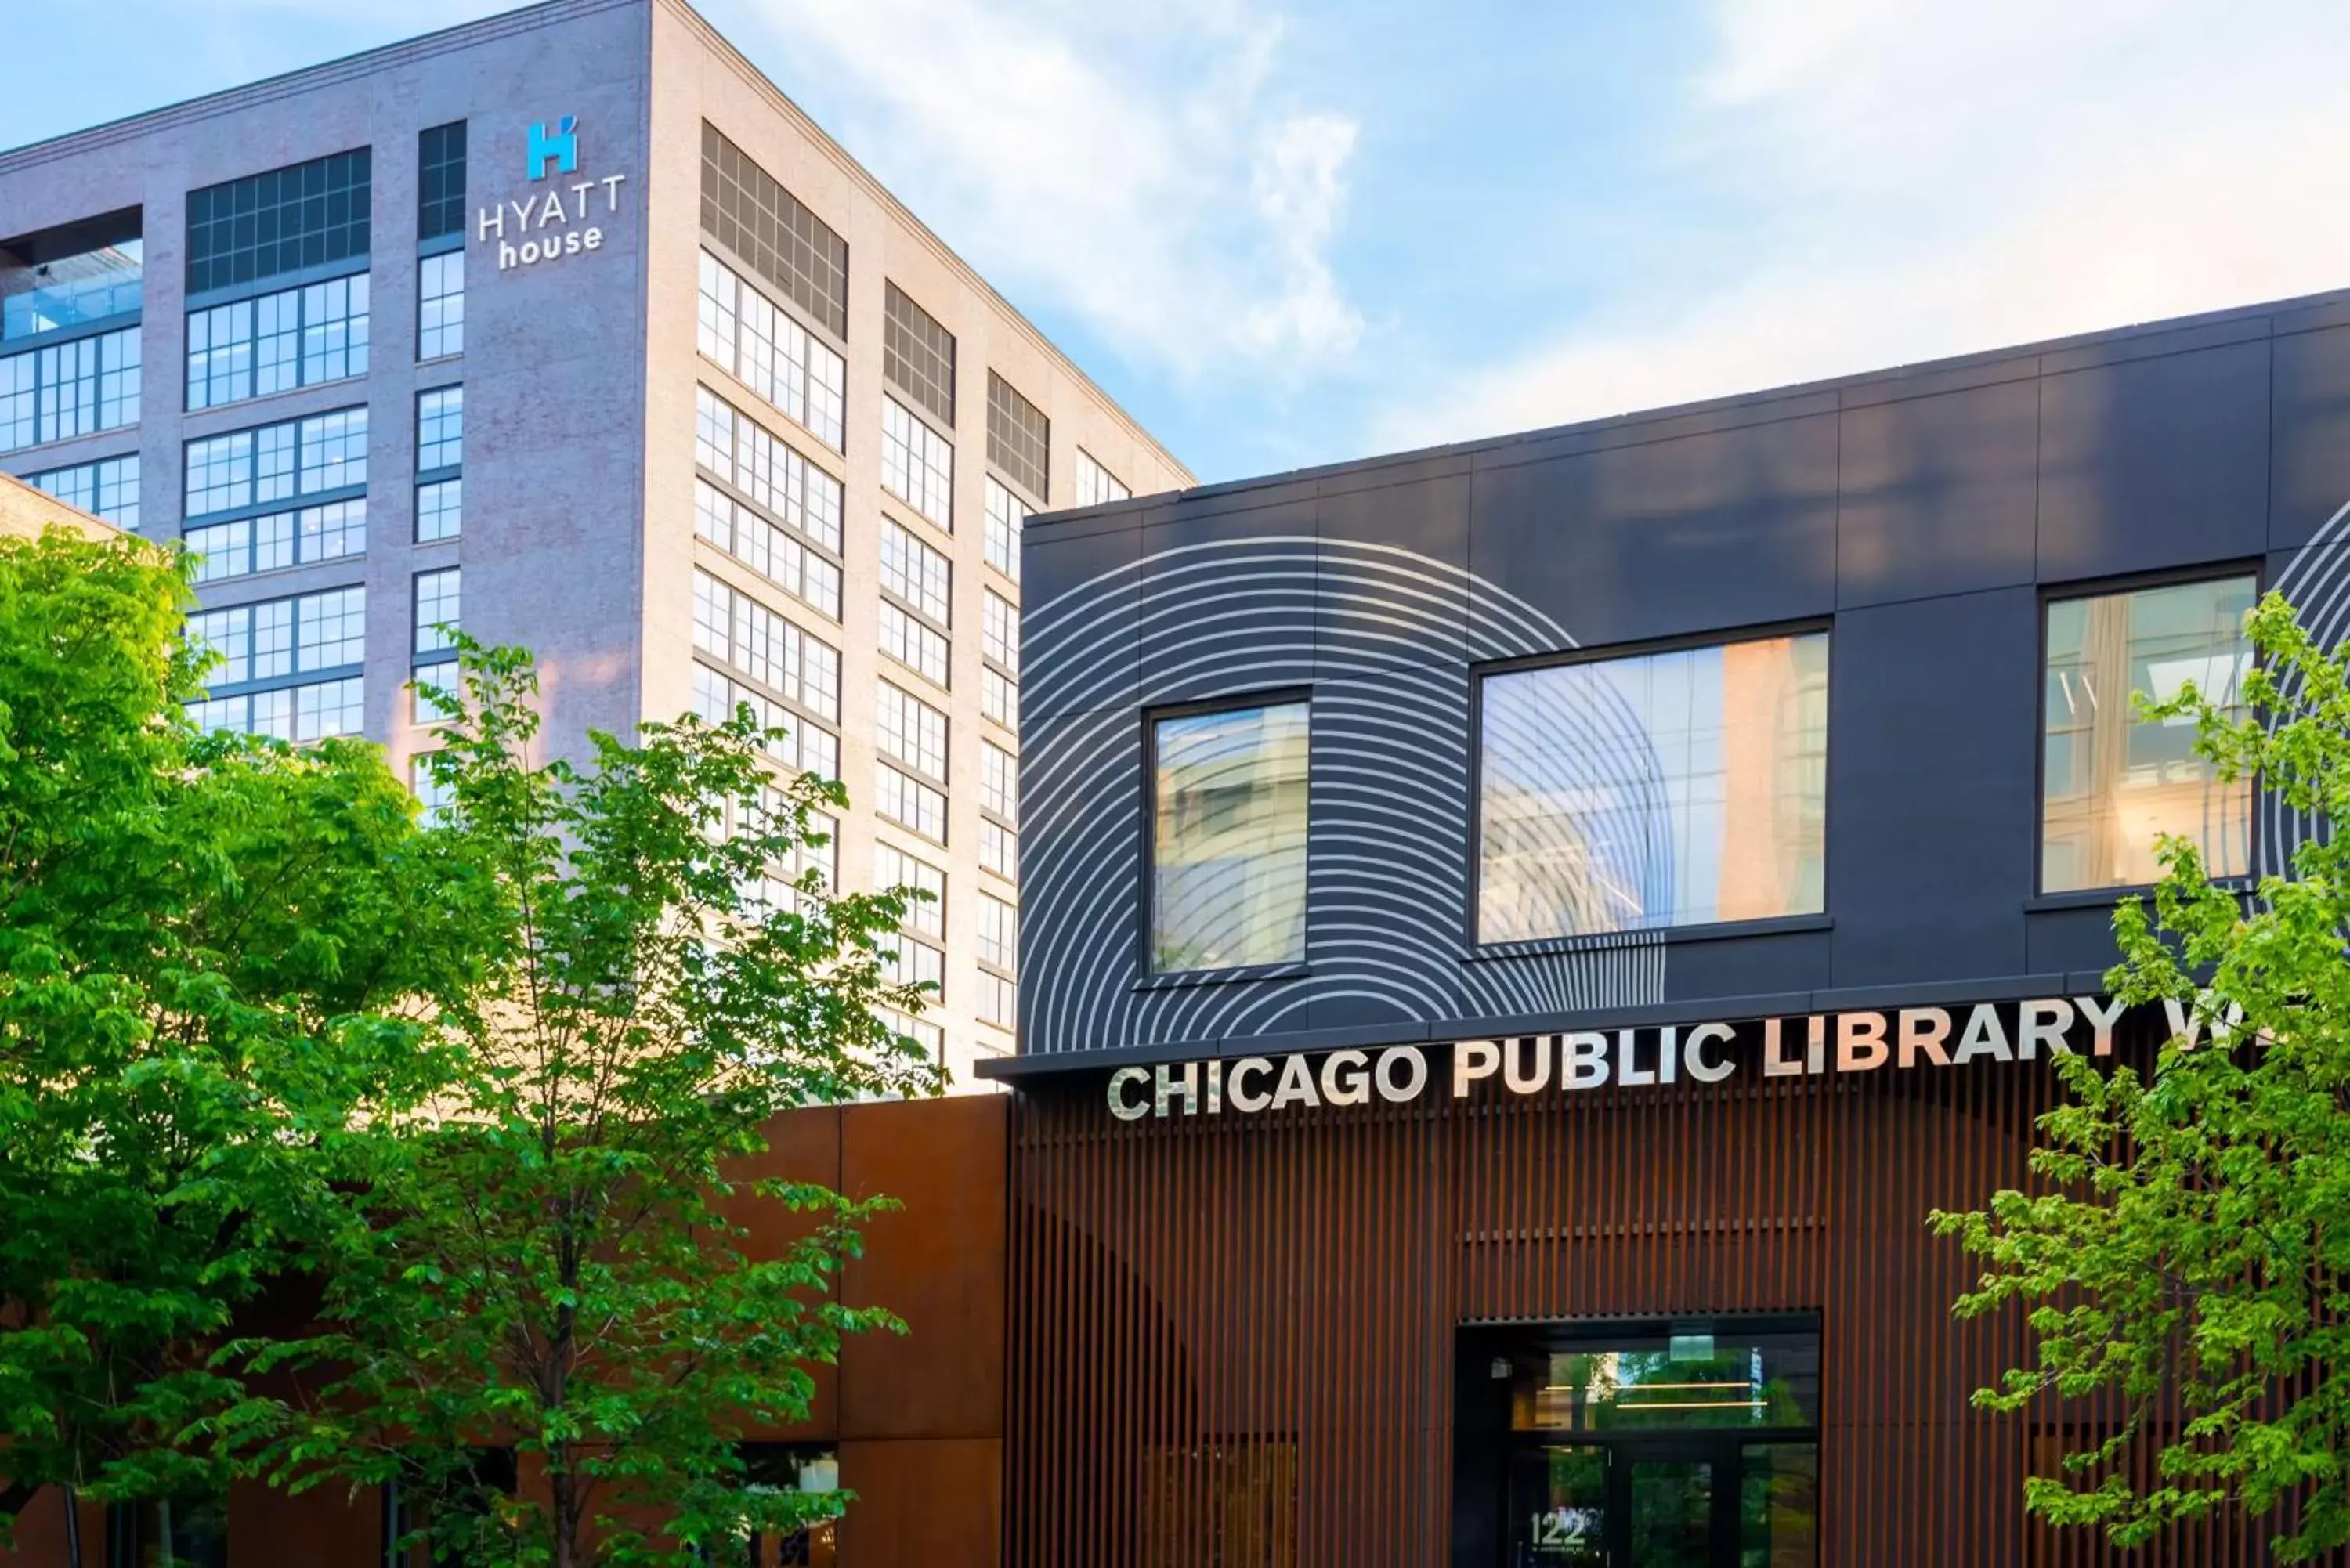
[1019, 535, 1669, 1056]
[2261, 498, 2350, 869]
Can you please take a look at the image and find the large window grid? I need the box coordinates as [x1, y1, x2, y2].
[416, 386, 462, 474]
[883, 283, 956, 427]
[186, 499, 366, 583]
[696, 251, 846, 450]
[881, 396, 954, 530]
[414, 567, 461, 656]
[186, 587, 367, 742]
[186, 149, 371, 294]
[877, 680, 949, 784]
[979, 819, 1018, 882]
[881, 518, 952, 623]
[880, 934, 945, 998]
[730, 793, 840, 919]
[692, 569, 841, 723]
[982, 591, 1020, 675]
[699, 124, 848, 341]
[981, 740, 1018, 824]
[879, 602, 949, 688]
[1076, 449, 1131, 508]
[877, 764, 948, 844]
[984, 477, 1028, 583]
[985, 370, 1048, 502]
[982, 667, 1019, 732]
[694, 480, 841, 620]
[2041, 576, 2255, 893]
[977, 891, 1017, 1030]
[183, 406, 367, 519]
[24, 453, 139, 530]
[1151, 699, 1311, 974]
[418, 251, 464, 360]
[694, 386, 844, 552]
[416, 479, 461, 544]
[186, 274, 369, 410]
[1477, 631, 1830, 942]
[692, 663, 840, 781]
[0, 327, 141, 453]
[875, 843, 946, 938]
[417, 122, 468, 242]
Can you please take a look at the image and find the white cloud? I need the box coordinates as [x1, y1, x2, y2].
[1382, 0, 2350, 449]
[728, 0, 1361, 377]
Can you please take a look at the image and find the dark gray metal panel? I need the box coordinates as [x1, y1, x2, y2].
[1466, 412, 1840, 647]
[1021, 518, 1142, 725]
[2035, 338, 2272, 583]
[1661, 927, 1832, 1002]
[1136, 486, 1321, 708]
[2024, 904, 2127, 977]
[1314, 457, 1473, 674]
[1836, 379, 2040, 609]
[1825, 587, 2037, 986]
[2270, 324, 2350, 551]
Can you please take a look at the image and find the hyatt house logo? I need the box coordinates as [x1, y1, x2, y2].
[476, 114, 628, 272]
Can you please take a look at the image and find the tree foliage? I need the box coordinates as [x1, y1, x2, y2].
[237, 642, 943, 1568]
[0, 529, 468, 1531]
[1935, 591, 2350, 1561]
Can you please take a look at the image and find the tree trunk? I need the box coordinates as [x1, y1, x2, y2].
[63, 1486, 81, 1568]
[550, 1465, 578, 1568]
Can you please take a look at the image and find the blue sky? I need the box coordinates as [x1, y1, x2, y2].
[6, 0, 2348, 484]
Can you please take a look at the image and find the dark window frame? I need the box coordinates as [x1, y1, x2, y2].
[1464, 616, 1835, 954]
[2031, 558, 2265, 904]
[417, 121, 468, 243]
[185, 147, 372, 295]
[1137, 687, 1316, 984]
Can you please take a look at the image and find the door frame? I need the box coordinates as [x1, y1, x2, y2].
[1499, 1429, 1814, 1566]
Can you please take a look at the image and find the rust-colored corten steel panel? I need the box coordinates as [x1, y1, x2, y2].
[732, 1103, 847, 1443]
[837, 1437, 1002, 1568]
[839, 1096, 1009, 1441]
[1003, 1031, 2283, 1568]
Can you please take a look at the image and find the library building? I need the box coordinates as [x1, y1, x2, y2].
[981, 283, 2350, 1568]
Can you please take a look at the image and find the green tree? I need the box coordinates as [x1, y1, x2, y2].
[1936, 591, 2350, 1561]
[0, 529, 470, 1543]
[239, 643, 942, 1568]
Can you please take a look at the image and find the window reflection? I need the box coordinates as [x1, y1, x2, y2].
[1152, 702, 1311, 972]
[2041, 576, 2254, 892]
[1506, 1328, 1817, 1433]
[1478, 633, 1828, 941]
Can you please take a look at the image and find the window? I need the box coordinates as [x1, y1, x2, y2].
[417, 122, 468, 242]
[1477, 631, 1829, 941]
[879, 602, 949, 688]
[692, 663, 839, 781]
[877, 680, 949, 782]
[982, 591, 1019, 675]
[883, 282, 955, 426]
[418, 250, 464, 359]
[415, 385, 462, 474]
[982, 740, 1018, 822]
[1152, 700, 1311, 973]
[692, 569, 841, 721]
[977, 971, 1017, 1031]
[2, 221, 142, 342]
[0, 327, 140, 453]
[24, 453, 139, 529]
[417, 478, 461, 543]
[979, 818, 1018, 882]
[2041, 576, 2255, 893]
[877, 764, 947, 843]
[694, 480, 841, 620]
[986, 370, 1047, 501]
[186, 498, 366, 583]
[185, 587, 367, 742]
[410, 752, 454, 823]
[183, 406, 367, 519]
[1076, 449, 1130, 508]
[978, 892, 1017, 971]
[693, 386, 844, 552]
[879, 1007, 944, 1062]
[982, 667, 1018, 732]
[984, 476, 1027, 583]
[881, 934, 945, 995]
[696, 250, 845, 450]
[700, 123, 848, 341]
[875, 843, 945, 938]
[414, 567, 460, 656]
[882, 396, 954, 529]
[880, 518, 952, 623]
[186, 148, 371, 294]
[186, 274, 368, 410]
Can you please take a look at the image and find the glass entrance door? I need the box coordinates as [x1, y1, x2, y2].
[1625, 1447, 1716, 1567]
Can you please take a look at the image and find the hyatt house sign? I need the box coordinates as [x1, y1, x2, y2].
[1105, 994, 2240, 1121]
[475, 114, 630, 273]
